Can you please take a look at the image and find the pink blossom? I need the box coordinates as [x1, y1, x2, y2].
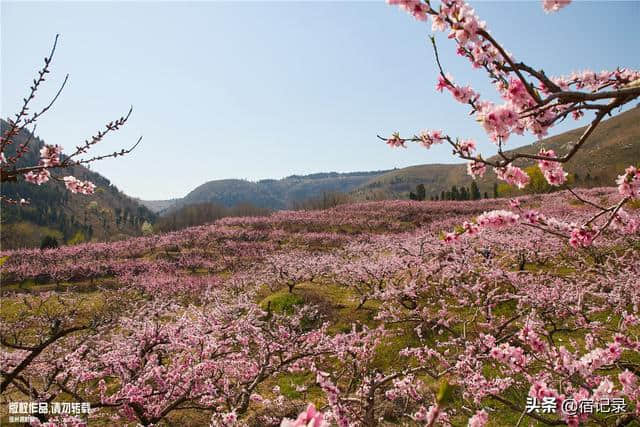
[458, 139, 476, 156]
[463, 221, 480, 235]
[611, 208, 639, 235]
[63, 176, 96, 195]
[476, 210, 519, 228]
[24, 169, 51, 185]
[523, 210, 545, 225]
[494, 165, 530, 189]
[419, 130, 445, 149]
[616, 166, 640, 199]
[443, 232, 460, 243]
[467, 161, 486, 179]
[568, 226, 596, 248]
[39, 144, 62, 167]
[281, 404, 327, 427]
[468, 409, 488, 427]
[490, 343, 528, 369]
[386, 133, 406, 148]
[542, 0, 571, 13]
[537, 149, 568, 186]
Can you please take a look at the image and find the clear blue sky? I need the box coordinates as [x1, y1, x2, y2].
[2, 1, 638, 200]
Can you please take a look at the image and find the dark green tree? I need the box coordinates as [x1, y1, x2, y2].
[451, 186, 460, 201]
[470, 181, 481, 200]
[416, 184, 426, 201]
[460, 187, 469, 200]
[40, 235, 59, 250]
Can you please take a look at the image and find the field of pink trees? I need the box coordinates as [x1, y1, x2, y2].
[2, 187, 639, 426]
[2, 0, 640, 424]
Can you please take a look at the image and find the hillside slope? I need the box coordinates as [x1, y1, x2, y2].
[167, 170, 391, 212]
[353, 105, 640, 199]
[0, 120, 156, 249]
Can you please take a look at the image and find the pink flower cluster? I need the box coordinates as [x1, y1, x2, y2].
[619, 370, 640, 415]
[24, 169, 51, 185]
[418, 129, 445, 149]
[436, 74, 479, 105]
[537, 148, 568, 186]
[39, 144, 62, 167]
[542, 0, 571, 13]
[568, 226, 596, 249]
[490, 343, 528, 369]
[466, 160, 486, 179]
[611, 208, 639, 235]
[550, 69, 640, 93]
[458, 138, 476, 156]
[280, 404, 327, 427]
[477, 103, 522, 143]
[63, 176, 96, 195]
[529, 380, 562, 410]
[468, 409, 488, 427]
[476, 210, 519, 228]
[616, 165, 640, 199]
[386, 133, 406, 148]
[494, 165, 530, 189]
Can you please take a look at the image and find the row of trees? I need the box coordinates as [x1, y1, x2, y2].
[409, 181, 498, 201]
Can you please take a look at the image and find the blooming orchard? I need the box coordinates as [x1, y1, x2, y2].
[2, 187, 639, 426]
[1, 1, 639, 426]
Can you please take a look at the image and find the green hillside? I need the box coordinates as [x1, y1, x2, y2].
[0, 120, 156, 249]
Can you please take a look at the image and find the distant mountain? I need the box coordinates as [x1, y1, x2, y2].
[158, 170, 391, 214]
[352, 105, 640, 200]
[137, 198, 179, 214]
[0, 120, 156, 249]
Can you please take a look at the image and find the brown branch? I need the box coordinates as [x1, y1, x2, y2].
[1, 34, 60, 154]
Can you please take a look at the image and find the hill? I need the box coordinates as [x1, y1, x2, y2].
[353, 105, 640, 200]
[163, 170, 391, 213]
[0, 120, 156, 249]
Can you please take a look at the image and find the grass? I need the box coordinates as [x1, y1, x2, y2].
[260, 290, 304, 314]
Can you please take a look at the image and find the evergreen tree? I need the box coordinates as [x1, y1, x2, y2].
[416, 184, 426, 201]
[451, 186, 460, 200]
[460, 187, 469, 200]
[470, 181, 481, 200]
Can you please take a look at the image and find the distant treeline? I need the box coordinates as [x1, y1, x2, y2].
[155, 202, 270, 232]
[409, 181, 492, 201]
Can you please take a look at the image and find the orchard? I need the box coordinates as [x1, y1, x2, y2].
[1, 0, 639, 426]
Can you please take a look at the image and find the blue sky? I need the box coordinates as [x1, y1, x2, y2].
[2, 1, 639, 199]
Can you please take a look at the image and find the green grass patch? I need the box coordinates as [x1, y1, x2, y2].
[260, 290, 304, 314]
